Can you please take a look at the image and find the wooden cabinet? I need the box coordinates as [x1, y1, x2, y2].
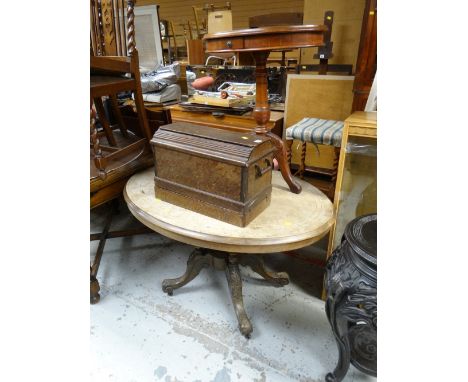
[327, 111, 377, 258]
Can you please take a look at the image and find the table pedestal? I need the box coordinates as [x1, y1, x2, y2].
[162, 248, 289, 338]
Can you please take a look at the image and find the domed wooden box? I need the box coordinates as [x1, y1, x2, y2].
[151, 122, 275, 227]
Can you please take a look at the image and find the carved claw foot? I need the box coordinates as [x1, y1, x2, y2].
[162, 248, 211, 295]
[225, 257, 253, 338]
[325, 373, 337, 382]
[90, 275, 100, 304]
[240, 255, 290, 287]
[161, 283, 174, 296]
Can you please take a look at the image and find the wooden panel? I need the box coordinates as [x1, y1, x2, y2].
[186, 39, 205, 64]
[302, 0, 366, 68]
[284, 74, 354, 129]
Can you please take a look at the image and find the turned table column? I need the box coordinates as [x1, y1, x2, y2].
[251, 50, 302, 193]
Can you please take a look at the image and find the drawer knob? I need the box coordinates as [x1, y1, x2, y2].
[226, 40, 233, 48]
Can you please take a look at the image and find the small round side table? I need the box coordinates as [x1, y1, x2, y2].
[325, 214, 377, 382]
[124, 168, 334, 337]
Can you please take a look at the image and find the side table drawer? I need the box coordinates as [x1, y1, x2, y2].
[205, 37, 244, 52]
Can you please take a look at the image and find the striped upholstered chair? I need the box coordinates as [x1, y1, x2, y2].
[285, 117, 344, 199]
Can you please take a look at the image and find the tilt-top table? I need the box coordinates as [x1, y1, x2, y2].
[203, 25, 327, 194]
[124, 169, 334, 337]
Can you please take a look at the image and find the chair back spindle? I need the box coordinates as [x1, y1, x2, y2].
[91, 0, 136, 57]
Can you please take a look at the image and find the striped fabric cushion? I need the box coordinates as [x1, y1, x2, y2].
[285, 118, 344, 147]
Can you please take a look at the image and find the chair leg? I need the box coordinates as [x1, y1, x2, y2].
[299, 141, 307, 179]
[90, 269, 100, 304]
[109, 94, 129, 138]
[133, 87, 152, 143]
[328, 146, 340, 201]
[286, 139, 293, 166]
[93, 97, 117, 146]
[90, 102, 107, 180]
[90, 200, 118, 304]
[132, 53, 153, 145]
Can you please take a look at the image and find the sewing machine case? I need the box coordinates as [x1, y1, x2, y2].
[151, 122, 274, 227]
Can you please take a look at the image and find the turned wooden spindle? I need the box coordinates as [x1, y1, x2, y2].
[251, 51, 270, 135]
[300, 142, 307, 179]
[90, 102, 107, 180]
[286, 140, 293, 166]
[126, 0, 136, 56]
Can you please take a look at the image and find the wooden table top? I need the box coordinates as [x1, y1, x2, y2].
[345, 111, 377, 127]
[124, 169, 334, 254]
[203, 25, 327, 53]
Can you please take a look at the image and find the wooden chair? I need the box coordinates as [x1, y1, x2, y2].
[283, 74, 354, 201]
[286, 118, 343, 200]
[90, 0, 161, 304]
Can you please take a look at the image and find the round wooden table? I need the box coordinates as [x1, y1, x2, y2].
[124, 168, 334, 337]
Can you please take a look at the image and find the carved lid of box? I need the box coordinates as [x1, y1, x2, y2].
[151, 122, 274, 166]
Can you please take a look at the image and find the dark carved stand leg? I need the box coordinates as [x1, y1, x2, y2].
[325, 214, 377, 381]
[251, 51, 302, 194]
[325, 308, 352, 382]
[162, 248, 290, 338]
[325, 340, 351, 382]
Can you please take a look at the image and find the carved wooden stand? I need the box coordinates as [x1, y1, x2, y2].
[325, 214, 377, 381]
[203, 25, 327, 194]
[162, 248, 289, 338]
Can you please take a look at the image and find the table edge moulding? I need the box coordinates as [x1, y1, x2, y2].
[124, 169, 335, 254]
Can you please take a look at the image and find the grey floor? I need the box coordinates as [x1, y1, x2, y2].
[91, 201, 376, 382]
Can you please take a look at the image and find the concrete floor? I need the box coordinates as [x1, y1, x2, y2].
[91, 201, 376, 382]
